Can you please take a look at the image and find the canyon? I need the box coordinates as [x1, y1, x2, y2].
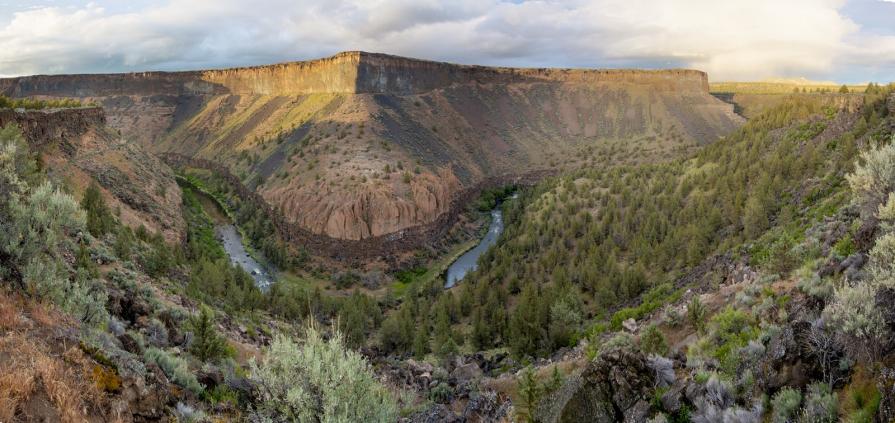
[0, 51, 743, 247]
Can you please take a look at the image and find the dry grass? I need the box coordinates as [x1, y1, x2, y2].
[0, 289, 107, 422]
[29, 299, 62, 327]
[0, 361, 37, 422]
[0, 290, 20, 330]
[0, 334, 42, 421]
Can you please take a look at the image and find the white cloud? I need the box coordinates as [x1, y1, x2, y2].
[0, 0, 890, 81]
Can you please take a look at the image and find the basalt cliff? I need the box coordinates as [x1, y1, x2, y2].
[0, 52, 743, 243]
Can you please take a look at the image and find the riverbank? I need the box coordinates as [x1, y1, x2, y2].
[390, 238, 479, 296]
[445, 208, 504, 288]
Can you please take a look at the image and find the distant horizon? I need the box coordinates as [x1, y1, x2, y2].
[0, 1, 893, 84]
[0, 49, 890, 86]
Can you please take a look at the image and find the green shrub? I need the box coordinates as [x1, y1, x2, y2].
[144, 347, 203, 395]
[610, 284, 680, 330]
[188, 306, 230, 362]
[428, 383, 452, 404]
[687, 296, 707, 335]
[771, 387, 802, 423]
[708, 308, 760, 375]
[799, 383, 837, 423]
[640, 324, 669, 356]
[249, 326, 398, 422]
[832, 234, 857, 258]
[0, 95, 83, 110]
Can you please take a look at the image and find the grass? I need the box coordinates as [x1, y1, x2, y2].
[841, 365, 881, 423]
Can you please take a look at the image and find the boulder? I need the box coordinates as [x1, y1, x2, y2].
[461, 390, 510, 422]
[622, 318, 638, 333]
[535, 348, 656, 423]
[196, 366, 224, 390]
[451, 362, 483, 384]
[660, 381, 684, 414]
[407, 404, 460, 423]
[407, 358, 434, 374]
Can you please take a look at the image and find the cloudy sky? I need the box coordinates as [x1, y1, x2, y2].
[0, 0, 893, 82]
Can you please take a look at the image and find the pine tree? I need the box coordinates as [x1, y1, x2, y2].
[189, 306, 228, 362]
[113, 226, 134, 260]
[76, 242, 99, 279]
[516, 366, 542, 423]
[470, 308, 489, 350]
[433, 304, 454, 357]
[544, 366, 564, 392]
[412, 315, 430, 358]
[81, 182, 114, 237]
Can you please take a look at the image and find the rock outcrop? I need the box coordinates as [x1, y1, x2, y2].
[537, 348, 656, 423]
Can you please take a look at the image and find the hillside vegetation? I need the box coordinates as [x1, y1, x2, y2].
[373, 86, 894, 367]
[0, 117, 403, 420]
[0, 95, 83, 110]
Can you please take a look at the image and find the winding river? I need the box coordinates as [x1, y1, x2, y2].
[217, 224, 275, 290]
[445, 206, 506, 289]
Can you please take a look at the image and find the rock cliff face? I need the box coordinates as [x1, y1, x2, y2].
[0, 52, 710, 96]
[0, 108, 185, 242]
[0, 52, 742, 242]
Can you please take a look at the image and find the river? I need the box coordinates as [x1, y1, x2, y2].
[445, 207, 505, 288]
[216, 224, 275, 290]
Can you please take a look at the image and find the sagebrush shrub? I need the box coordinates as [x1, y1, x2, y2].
[249, 326, 397, 422]
[823, 282, 889, 361]
[144, 347, 203, 395]
[799, 383, 837, 423]
[847, 135, 895, 217]
[771, 387, 802, 423]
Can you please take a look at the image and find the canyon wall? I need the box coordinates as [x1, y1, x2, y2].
[0, 51, 710, 97]
[0, 107, 105, 149]
[0, 52, 742, 248]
